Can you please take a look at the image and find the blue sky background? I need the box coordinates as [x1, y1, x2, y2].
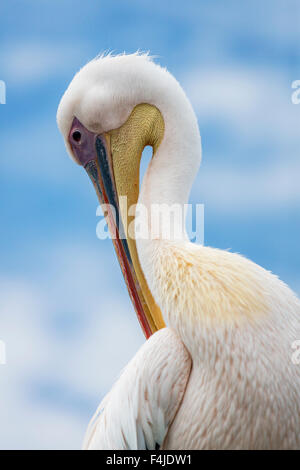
[0, 0, 299, 449]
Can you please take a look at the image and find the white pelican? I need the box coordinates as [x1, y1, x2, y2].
[57, 53, 300, 450]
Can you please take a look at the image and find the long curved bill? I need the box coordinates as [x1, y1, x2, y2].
[68, 116, 165, 338]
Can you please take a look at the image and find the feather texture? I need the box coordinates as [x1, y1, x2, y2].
[83, 328, 191, 450]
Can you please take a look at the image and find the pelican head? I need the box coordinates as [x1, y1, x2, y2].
[57, 53, 201, 338]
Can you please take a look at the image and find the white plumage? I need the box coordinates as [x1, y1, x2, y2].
[57, 53, 300, 449]
[83, 328, 190, 450]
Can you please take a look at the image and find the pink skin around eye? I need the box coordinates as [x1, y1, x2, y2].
[68, 117, 97, 167]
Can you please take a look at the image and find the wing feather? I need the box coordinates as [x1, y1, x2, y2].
[83, 328, 191, 450]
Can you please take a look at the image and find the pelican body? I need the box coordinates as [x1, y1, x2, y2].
[57, 53, 300, 449]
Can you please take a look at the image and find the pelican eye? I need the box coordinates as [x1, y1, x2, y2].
[72, 130, 82, 143]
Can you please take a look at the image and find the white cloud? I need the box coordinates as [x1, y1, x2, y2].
[2, 41, 89, 86]
[0, 242, 145, 449]
[0, 117, 85, 187]
[192, 159, 300, 213]
[183, 64, 300, 213]
[182, 65, 300, 146]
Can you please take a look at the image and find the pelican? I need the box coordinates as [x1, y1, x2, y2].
[57, 53, 300, 450]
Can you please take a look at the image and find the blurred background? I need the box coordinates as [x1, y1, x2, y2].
[0, 0, 299, 449]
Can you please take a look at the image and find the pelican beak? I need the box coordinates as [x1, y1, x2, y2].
[68, 106, 165, 338]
